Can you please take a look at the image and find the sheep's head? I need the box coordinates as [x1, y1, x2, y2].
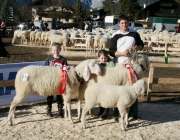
[133, 79, 147, 96]
[83, 61, 101, 81]
[132, 54, 150, 71]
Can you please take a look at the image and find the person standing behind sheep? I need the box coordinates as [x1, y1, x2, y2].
[77, 19, 85, 30]
[95, 49, 114, 119]
[1, 19, 6, 37]
[88, 21, 93, 32]
[109, 14, 144, 121]
[45, 42, 68, 117]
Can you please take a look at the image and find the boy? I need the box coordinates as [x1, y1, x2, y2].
[45, 42, 68, 117]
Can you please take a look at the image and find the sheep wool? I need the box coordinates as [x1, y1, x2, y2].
[81, 79, 147, 130]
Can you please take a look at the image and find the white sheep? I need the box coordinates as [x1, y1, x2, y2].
[85, 35, 94, 54]
[81, 79, 147, 130]
[12, 30, 31, 44]
[30, 31, 38, 45]
[99, 36, 111, 51]
[76, 54, 149, 120]
[50, 32, 70, 52]
[35, 31, 42, 46]
[7, 60, 101, 126]
[93, 33, 102, 53]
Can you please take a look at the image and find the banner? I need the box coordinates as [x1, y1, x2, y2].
[0, 61, 47, 106]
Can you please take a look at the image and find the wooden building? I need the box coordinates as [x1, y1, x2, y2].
[144, 0, 180, 19]
[28, 0, 74, 23]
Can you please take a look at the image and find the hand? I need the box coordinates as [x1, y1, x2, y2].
[133, 45, 142, 51]
[123, 50, 130, 57]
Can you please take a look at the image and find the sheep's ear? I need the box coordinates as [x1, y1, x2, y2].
[83, 65, 90, 81]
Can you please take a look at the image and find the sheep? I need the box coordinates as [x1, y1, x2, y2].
[85, 35, 94, 54]
[99, 36, 111, 51]
[76, 54, 149, 120]
[7, 60, 101, 126]
[50, 32, 70, 52]
[30, 31, 38, 45]
[81, 79, 147, 130]
[93, 33, 102, 53]
[12, 30, 31, 44]
[40, 31, 47, 46]
[35, 31, 42, 46]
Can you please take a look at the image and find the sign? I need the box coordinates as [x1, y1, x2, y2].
[0, 61, 46, 106]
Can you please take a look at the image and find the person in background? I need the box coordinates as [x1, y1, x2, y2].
[40, 20, 45, 31]
[88, 20, 93, 32]
[109, 14, 144, 121]
[95, 49, 114, 119]
[175, 23, 180, 33]
[45, 42, 68, 118]
[30, 21, 35, 31]
[44, 21, 48, 31]
[0, 36, 10, 58]
[152, 24, 156, 32]
[1, 19, 6, 37]
[77, 19, 85, 30]
[161, 23, 166, 32]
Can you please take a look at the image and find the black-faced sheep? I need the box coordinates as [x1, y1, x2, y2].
[81, 79, 147, 131]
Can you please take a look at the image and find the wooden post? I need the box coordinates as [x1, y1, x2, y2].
[147, 66, 154, 102]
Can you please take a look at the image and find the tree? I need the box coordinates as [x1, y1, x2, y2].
[102, 0, 114, 15]
[72, 0, 84, 22]
[0, 0, 11, 21]
[119, 0, 143, 20]
[9, 0, 32, 23]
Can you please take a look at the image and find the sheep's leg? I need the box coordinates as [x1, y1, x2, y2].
[8, 94, 28, 126]
[64, 101, 68, 120]
[77, 100, 82, 121]
[12, 37, 16, 44]
[125, 108, 130, 127]
[118, 107, 126, 131]
[88, 109, 93, 116]
[81, 105, 93, 129]
[67, 102, 73, 123]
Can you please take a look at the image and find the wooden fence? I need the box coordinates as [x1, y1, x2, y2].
[147, 63, 180, 101]
[1, 61, 180, 102]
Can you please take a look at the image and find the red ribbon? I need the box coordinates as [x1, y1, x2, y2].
[59, 65, 69, 94]
[124, 63, 139, 84]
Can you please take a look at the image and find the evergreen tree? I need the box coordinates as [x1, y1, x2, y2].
[119, 0, 143, 20]
[0, 0, 11, 21]
[72, 0, 84, 22]
[102, 0, 116, 15]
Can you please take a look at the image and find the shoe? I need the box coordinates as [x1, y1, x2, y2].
[57, 105, 64, 118]
[100, 108, 109, 120]
[58, 111, 64, 118]
[46, 107, 53, 117]
[95, 107, 105, 117]
[113, 112, 119, 122]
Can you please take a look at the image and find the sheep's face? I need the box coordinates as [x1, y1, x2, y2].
[133, 79, 147, 96]
[133, 54, 150, 71]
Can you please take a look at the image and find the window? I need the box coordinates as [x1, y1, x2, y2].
[134, 23, 143, 27]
